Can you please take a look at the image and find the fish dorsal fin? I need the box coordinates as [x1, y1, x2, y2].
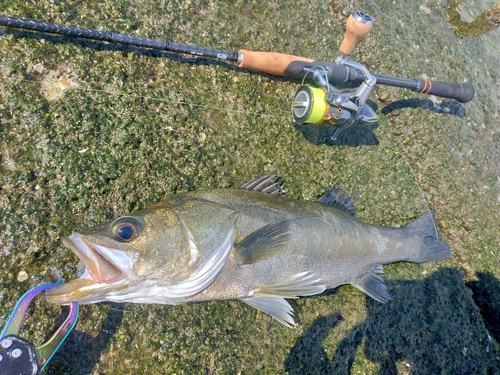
[236, 174, 285, 195]
[234, 220, 291, 265]
[317, 188, 357, 216]
[240, 272, 326, 327]
[351, 265, 392, 303]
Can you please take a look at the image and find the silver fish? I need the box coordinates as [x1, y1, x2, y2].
[45, 175, 451, 326]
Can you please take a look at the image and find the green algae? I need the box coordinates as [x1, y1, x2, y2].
[1, 0, 500, 374]
[446, 1, 500, 38]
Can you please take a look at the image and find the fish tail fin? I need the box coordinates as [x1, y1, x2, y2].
[404, 211, 451, 262]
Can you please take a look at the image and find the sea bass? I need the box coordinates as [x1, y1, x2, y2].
[45, 175, 451, 326]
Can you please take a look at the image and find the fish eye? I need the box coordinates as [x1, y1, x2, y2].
[112, 217, 142, 242]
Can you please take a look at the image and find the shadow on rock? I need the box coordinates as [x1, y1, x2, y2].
[285, 268, 500, 375]
[45, 303, 124, 375]
[293, 100, 380, 147]
[294, 121, 379, 147]
[467, 272, 500, 343]
[285, 313, 343, 375]
[293, 102, 380, 148]
[381, 98, 467, 118]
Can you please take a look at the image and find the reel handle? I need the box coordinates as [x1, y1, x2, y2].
[339, 11, 373, 56]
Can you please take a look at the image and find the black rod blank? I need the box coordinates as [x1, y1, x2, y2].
[0, 15, 239, 61]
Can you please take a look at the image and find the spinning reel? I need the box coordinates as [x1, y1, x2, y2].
[292, 12, 378, 140]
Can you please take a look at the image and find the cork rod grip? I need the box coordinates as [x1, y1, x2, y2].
[238, 49, 314, 76]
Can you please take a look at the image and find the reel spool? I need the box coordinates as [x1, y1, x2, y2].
[292, 85, 354, 128]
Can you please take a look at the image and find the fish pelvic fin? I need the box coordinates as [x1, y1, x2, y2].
[241, 295, 296, 327]
[234, 220, 291, 265]
[404, 211, 451, 262]
[317, 188, 357, 216]
[236, 174, 285, 195]
[352, 265, 392, 303]
[240, 272, 326, 327]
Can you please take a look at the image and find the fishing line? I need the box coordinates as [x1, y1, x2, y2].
[389, 139, 440, 239]
[15, 77, 287, 120]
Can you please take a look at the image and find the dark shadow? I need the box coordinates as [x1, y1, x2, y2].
[285, 268, 500, 374]
[285, 313, 343, 375]
[293, 100, 380, 147]
[466, 272, 500, 343]
[381, 98, 467, 118]
[293, 121, 379, 147]
[44, 303, 124, 375]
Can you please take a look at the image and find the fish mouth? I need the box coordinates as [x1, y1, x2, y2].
[45, 233, 135, 304]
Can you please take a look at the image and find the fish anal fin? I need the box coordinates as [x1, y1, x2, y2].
[234, 220, 291, 265]
[351, 266, 392, 303]
[237, 174, 285, 195]
[255, 272, 326, 298]
[317, 188, 357, 216]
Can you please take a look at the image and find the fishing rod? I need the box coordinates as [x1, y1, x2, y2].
[0, 12, 475, 139]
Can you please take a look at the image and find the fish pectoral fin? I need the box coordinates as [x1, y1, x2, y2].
[317, 188, 357, 216]
[240, 272, 326, 327]
[351, 265, 392, 303]
[234, 220, 291, 265]
[154, 225, 236, 302]
[236, 174, 285, 195]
